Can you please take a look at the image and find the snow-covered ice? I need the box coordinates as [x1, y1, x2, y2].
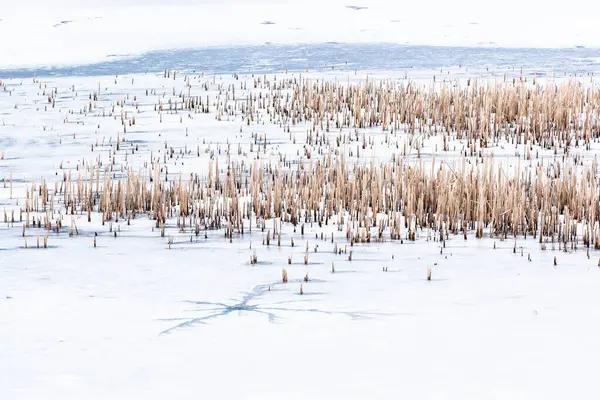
[2, 3, 600, 397]
[2, 64, 600, 399]
[1, 0, 600, 68]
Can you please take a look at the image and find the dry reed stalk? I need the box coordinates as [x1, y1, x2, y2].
[282, 268, 288, 283]
[427, 266, 432, 281]
[250, 251, 258, 265]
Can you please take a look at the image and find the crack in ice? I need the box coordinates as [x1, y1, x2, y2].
[159, 281, 392, 335]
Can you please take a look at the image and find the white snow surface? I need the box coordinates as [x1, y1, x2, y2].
[2, 67, 600, 399]
[1, 0, 600, 68]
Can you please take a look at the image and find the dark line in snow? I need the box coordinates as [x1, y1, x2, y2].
[53, 20, 73, 28]
[346, 5, 368, 10]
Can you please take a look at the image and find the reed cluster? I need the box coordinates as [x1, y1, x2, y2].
[13, 150, 600, 249]
[6, 71, 600, 251]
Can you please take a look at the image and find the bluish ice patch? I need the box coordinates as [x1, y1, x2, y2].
[0, 43, 598, 79]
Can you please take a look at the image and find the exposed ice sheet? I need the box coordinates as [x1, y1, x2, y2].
[1, 0, 600, 69]
[2, 44, 600, 80]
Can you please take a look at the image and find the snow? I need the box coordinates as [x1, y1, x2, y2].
[4, 233, 600, 399]
[1, 0, 600, 68]
[2, 52, 600, 398]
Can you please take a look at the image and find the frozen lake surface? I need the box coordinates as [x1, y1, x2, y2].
[2, 44, 600, 78]
[2, 34, 600, 400]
